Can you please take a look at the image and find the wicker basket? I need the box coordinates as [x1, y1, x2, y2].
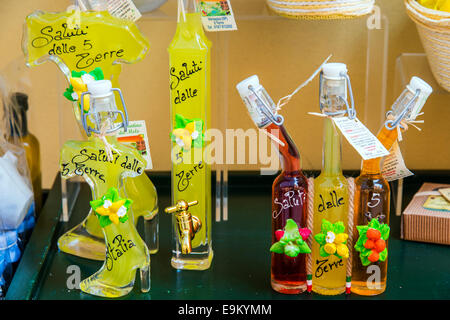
[266, 0, 375, 20]
[405, 0, 450, 92]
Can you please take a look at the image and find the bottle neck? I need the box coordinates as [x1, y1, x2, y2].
[10, 108, 28, 137]
[322, 118, 343, 176]
[265, 122, 301, 174]
[361, 125, 399, 175]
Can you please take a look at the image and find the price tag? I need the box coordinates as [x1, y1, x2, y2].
[116, 120, 153, 170]
[381, 141, 413, 182]
[197, 0, 237, 32]
[332, 116, 389, 160]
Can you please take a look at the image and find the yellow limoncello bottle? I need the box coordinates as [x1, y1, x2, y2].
[60, 80, 151, 298]
[312, 63, 352, 295]
[168, 0, 213, 270]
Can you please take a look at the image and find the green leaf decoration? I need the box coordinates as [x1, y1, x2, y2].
[270, 219, 311, 257]
[63, 85, 76, 102]
[270, 242, 285, 254]
[284, 244, 301, 258]
[319, 246, 330, 258]
[98, 215, 112, 228]
[379, 248, 388, 262]
[361, 255, 371, 267]
[298, 241, 312, 254]
[314, 233, 326, 246]
[284, 219, 300, 235]
[321, 219, 333, 233]
[333, 221, 346, 234]
[89, 67, 104, 80]
[380, 224, 390, 240]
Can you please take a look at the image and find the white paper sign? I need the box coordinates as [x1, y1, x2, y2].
[332, 116, 390, 160]
[197, 0, 237, 32]
[381, 141, 413, 182]
[116, 120, 153, 170]
[107, 0, 142, 21]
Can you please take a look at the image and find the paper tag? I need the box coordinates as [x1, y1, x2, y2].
[197, 0, 237, 32]
[381, 141, 413, 182]
[116, 120, 153, 170]
[107, 0, 142, 21]
[332, 116, 390, 160]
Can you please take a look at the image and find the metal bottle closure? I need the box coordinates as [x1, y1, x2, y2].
[319, 63, 356, 119]
[236, 75, 284, 128]
[80, 80, 129, 136]
[384, 76, 432, 130]
[165, 200, 201, 254]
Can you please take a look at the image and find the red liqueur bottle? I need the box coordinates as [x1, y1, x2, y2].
[237, 75, 310, 294]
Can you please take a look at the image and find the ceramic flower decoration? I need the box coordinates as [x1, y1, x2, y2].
[170, 114, 204, 151]
[270, 219, 311, 258]
[63, 68, 104, 113]
[90, 187, 133, 228]
[314, 219, 349, 259]
[354, 218, 390, 266]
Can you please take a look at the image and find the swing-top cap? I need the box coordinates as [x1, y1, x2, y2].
[236, 75, 260, 100]
[87, 80, 113, 98]
[322, 63, 347, 79]
[408, 76, 432, 99]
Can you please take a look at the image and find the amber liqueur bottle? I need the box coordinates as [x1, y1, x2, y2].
[351, 77, 432, 295]
[237, 75, 308, 294]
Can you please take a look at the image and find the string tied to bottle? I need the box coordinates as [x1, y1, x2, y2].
[93, 121, 122, 162]
[276, 54, 333, 112]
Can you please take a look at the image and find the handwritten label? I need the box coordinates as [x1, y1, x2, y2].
[105, 234, 136, 271]
[61, 147, 144, 183]
[24, 11, 149, 87]
[317, 191, 345, 214]
[175, 161, 205, 192]
[197, 0, 238, 32]
[381, 141, 413, 182]
[315, 258, 344, 278]
[273, 190, 305, 219]
[362, 191, 387, 224]
[116, 120, 153, 170]
[169, 60, 203, 106]
[332, 117, 389, 160]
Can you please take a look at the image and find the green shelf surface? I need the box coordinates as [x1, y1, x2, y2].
[5, 171, 450, 300]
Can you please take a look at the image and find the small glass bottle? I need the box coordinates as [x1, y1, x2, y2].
[311, 63, 352, 295]
[8, 92, 42, 215]
[351, 76, 432, 295]
[237, 75, 309, 294]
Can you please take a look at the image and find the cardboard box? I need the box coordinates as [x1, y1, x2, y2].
[401, 183, 450, 245]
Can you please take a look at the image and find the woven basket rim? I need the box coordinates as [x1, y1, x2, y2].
[405, 0, 450, 26]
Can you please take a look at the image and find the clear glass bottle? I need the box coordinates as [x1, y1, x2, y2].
[237, 75, 309, 294]
[312, 63, 351, 295]
[168, 0, 213, 270]
[351, 76, 432, 295]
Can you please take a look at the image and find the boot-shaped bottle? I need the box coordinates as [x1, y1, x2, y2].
[80, 187, 150, 298]
[57, 70, 159, 260]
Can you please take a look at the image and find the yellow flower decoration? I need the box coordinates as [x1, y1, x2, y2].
[171, 114, 204, 152]
[94, 199, 127, 225]
[314, 219, 349, 259]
